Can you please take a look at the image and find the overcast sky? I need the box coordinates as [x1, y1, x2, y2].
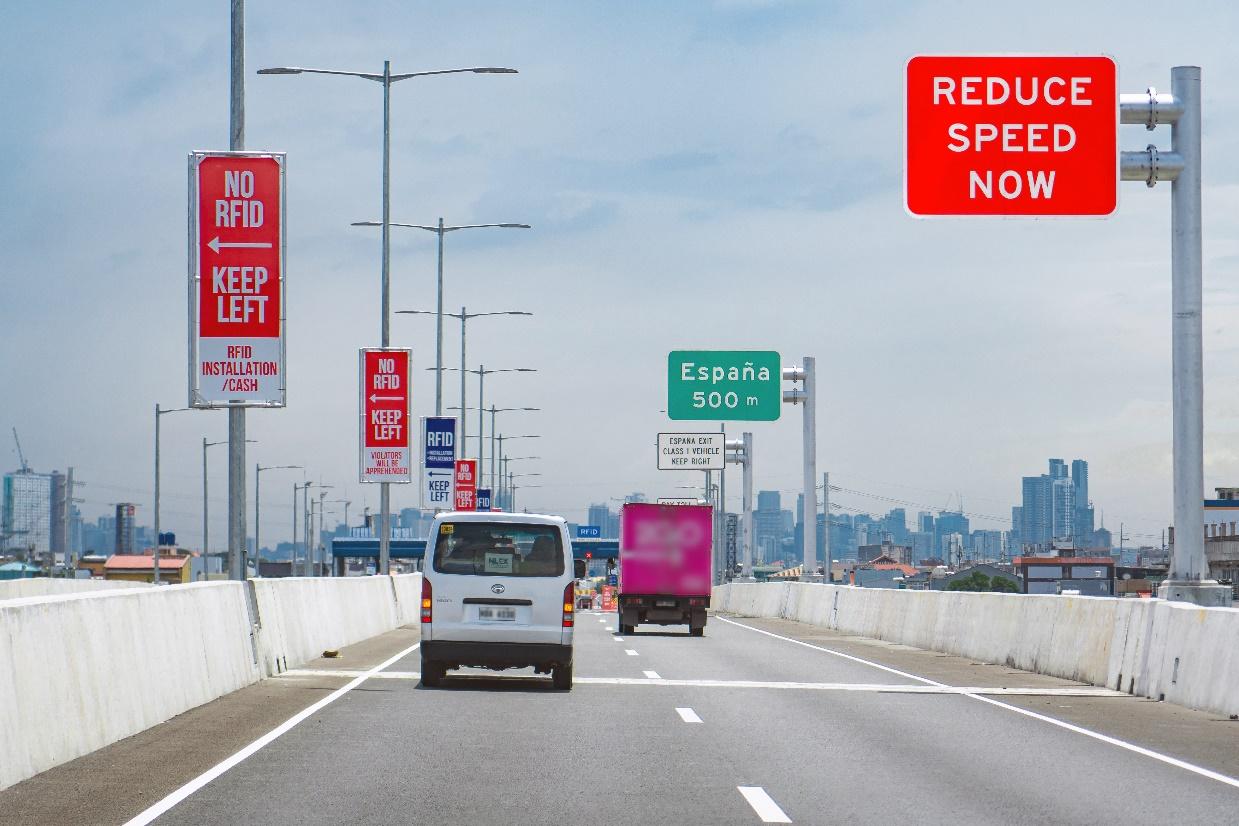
[4, 0, 1239, 549]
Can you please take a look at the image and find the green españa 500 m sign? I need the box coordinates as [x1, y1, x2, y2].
[667, 350, 781, 421]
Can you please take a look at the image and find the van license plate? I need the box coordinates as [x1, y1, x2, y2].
[479, 606, 516, 622]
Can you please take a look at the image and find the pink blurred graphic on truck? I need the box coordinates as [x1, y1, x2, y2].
[617, 503, 712, 635]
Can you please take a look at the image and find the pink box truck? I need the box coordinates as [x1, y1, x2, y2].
[617, 502, 713, 636]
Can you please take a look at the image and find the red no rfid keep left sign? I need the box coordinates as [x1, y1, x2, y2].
[360, 348, 412, 484]
[190, 152, 286, 406]
[905, 56, 1117, 216]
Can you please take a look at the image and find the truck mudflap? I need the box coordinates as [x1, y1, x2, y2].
[618, 594, 710, 636]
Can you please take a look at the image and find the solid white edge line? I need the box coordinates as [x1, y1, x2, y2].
[676, 707, 702, 723]
[121, 641, 422, 826]
[717, 616, 1239, 791]
[738, 786, 792, 823]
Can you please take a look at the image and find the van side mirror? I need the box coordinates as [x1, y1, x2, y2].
[574, 559, 588, 579]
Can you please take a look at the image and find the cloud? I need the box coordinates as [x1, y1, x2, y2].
[6, 0, 1239, 548]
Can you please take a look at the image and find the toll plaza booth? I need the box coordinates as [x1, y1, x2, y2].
[328, 535, 621, 580]
[571, 538, 620, 611]
[328, 535, 426, 576]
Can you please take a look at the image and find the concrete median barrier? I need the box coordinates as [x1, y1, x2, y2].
[0, 582, 259, 791]
[714, 581, 1239, 718]
[0, 573, 424, 791]
[252, 574, 422, 675]
[0, 578, 150, 602]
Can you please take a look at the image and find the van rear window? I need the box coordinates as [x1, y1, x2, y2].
[433, 522, 564, 577]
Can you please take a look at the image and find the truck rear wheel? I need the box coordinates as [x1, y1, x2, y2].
[552, 661, 573, 690]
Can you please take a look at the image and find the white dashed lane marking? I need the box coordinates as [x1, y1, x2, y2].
[625, 649, 639, 656]
[738, 787, 791, 823]
[643, 670, 661, 679]
[277, 670, 1124, 696]
[676, 707, 702, 723]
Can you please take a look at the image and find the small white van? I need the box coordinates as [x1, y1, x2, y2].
[420, 512, 580, 690]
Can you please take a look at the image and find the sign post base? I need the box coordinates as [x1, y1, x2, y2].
[1157, 580, 1231, 607]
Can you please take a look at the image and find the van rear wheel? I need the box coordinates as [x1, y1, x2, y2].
[421, 654, 446, 688]
[552, 661, 573, 691]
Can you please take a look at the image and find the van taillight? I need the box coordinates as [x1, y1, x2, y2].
[562, 582, 574, 628]
[421, 577, 432, 623]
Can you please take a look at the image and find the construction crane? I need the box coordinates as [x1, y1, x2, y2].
[12, 427, 30, 473]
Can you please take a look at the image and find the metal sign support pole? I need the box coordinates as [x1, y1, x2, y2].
[783, 357, 818, 580]
[1120, 67, 1228, 606]
[226, 0, 248, 582]
[725, 432, 752, 581]
[718, 423, 726, 584]
[377, 59, 393, 578]
[743, 432, 754, 578]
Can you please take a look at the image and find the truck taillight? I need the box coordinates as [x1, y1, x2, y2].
[562, 582, 574, 628]
[421, 577, 432, 623]
[689, 598, 706, 607]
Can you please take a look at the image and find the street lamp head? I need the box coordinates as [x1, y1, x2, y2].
[497, 223, 532, 228]
[257, 67, 304, 75]
[471, 68, 518, 74]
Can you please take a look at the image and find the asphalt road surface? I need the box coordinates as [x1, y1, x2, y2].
[5, 612, 1239, 825]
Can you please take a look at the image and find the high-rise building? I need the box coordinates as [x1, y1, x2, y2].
[587, 504, 612, 537]
[115, 503, 136, 555]
[1019, 458, 1086, 552]
[754, 490, 784, 562]
[2, 471, 53, 556]
[1071, 459, 1094, 546]
[936, 511, 970, 552]
[882, 508, 909, 545]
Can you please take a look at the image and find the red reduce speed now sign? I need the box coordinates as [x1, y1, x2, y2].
[905, 56, 1117, 216]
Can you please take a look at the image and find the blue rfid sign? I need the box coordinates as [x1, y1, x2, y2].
[423, 416, 456, 510]
[476, 488, 492, 512]
[576, 525, 601, 539]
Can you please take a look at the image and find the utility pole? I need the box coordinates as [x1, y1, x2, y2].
[822, 471, 831, 582]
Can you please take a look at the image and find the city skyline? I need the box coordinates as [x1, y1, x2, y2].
[6, 2, 1239, 549]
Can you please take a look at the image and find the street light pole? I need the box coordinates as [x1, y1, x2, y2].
[437, 218, 445, 415]
[261, 63, 517, 579]
[153, 404, 190, 585]
[206, 436, 252, 576]
[255, 464, 301, 577]
[399, 308, 531, 456]
[203, 437, 223, 570]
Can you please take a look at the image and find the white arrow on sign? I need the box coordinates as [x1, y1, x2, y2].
[369, 394, 402, 403]
[207, 236, 273, 254]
